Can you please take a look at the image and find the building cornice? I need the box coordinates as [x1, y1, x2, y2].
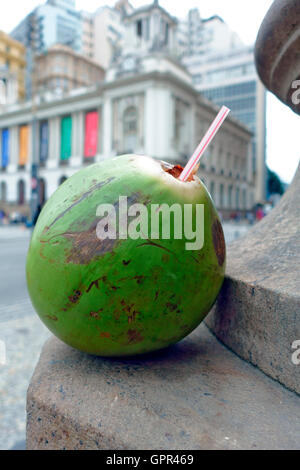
[0, 70, 252, 137]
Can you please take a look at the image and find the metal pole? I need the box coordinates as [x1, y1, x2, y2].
[30, 47, 39, 224]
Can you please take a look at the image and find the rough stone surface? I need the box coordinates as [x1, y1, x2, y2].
[255, 0, 300, 114]
[27, 325, 300, 450]
[207, 2, 300, 395]
[206, 163, 300, 394]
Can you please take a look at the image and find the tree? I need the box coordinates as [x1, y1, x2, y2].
[267, 168, 284, 196]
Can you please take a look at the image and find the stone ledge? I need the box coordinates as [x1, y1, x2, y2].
[27, 324, 300, 450]
[206, 163, 300, 395]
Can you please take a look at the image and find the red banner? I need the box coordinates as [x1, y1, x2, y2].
[84, 111, 99, 158]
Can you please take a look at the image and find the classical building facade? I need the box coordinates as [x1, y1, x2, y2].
[0, 0, 254, 216]
[0, 71, 253, 213]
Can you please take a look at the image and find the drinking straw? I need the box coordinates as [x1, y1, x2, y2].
[179, 106, 231, 182]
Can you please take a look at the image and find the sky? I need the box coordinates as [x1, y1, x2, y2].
[1, 0, 299, 183]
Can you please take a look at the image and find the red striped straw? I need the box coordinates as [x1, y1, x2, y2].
[179, 105, 231, 182]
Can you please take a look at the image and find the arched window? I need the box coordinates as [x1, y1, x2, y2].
[220, 183, 224, 208]
[242, 188, 247, 210]
[228, 185, 233, 209]
[123, 107, 138, 153]
[58, 176, 68, 186]
[17, 179, 25, 205]
[236, 187, 240, 210]
[0, 181, 7, 202]
[210, 181, 215, 201]
[38, 178, 46, 206]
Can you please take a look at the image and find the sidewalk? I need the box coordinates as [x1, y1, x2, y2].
[0, 226, 31, 240]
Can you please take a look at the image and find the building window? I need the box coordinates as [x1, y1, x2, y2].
[123, 106, 138, 153]
[242, 188, 247, 209]
[0, 181, 7, 202]
[220, 183, 224, 208]
[236, 187, 240, 210]
[228, 185, 233, 209]
[137, 20, 143, 37]
[210, 181, 215, 201]
[59, 176, 68, 186]
[38, 178, 46, 206]
[17, 179, 25, 205]
[165, 23, 169, 44]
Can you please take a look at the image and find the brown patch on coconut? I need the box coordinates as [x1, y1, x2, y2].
[63, 219, 117, 264]
[212, 218, 226, 266]
[127, 329, 144, 344]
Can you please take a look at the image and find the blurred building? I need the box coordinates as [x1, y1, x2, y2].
[0, 31, 26, 103]
[178, 8, 243, 57]
[0, 1, 254, 215]
[80, 11, 94, 59]
[85, 4, 133, 70]
[183, 46, 266, 204]
[33, 44, 105, 96]
[179, 7, 267, 204]
[11, 0, 82, 97]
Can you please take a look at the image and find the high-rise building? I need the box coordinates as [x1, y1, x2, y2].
[183, 46, 266, 205]
[90, 6, 126, 70]
[80, 1, 134, 71]
[11, 0, 82, 97]
[81, 11, 94, 59]
[0, 31, 26, 103]
[181, 9, 267, 204]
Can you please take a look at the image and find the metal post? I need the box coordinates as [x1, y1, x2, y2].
[30, 47, 39, 224]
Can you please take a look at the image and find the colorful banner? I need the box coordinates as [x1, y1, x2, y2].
[84, 111, 99, 158]
[40, 121, 49, 162]
[61, 116, 72, 160]
[1, 129, 9, 168]
[19, 125, 29, 166]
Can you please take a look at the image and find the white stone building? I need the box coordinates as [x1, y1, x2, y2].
[0, 1, 254, 215]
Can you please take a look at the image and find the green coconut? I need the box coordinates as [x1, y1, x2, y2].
[26, 154, 226, 356]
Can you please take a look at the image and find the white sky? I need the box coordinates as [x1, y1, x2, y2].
[1, 0, 299, 183]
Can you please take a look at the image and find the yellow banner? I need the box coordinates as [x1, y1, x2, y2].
[19, 125, 29, 165]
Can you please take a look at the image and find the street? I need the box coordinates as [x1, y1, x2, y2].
[0, 228, 50, 450]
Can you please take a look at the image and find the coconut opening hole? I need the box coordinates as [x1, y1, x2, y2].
[161, 163, 195, 182]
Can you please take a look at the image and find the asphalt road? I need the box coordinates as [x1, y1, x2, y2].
[0, 229, 50, 450]
[0, 236, 31, 323]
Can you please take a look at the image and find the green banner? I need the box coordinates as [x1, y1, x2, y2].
[60, 116, 72, 160]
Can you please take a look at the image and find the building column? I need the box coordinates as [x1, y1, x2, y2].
[144, 88, 156, 158]
[8, 126, 19, 173]
[48, 117, 60, 169]
[102, 97, 113, 158]
[71, 111, 84, 167]
[145, 87, 172, 160]
[97, 106, 103, 157]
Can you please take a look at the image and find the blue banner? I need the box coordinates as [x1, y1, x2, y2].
[40, 121, 49, 162]
[1, 129, 9, 168]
